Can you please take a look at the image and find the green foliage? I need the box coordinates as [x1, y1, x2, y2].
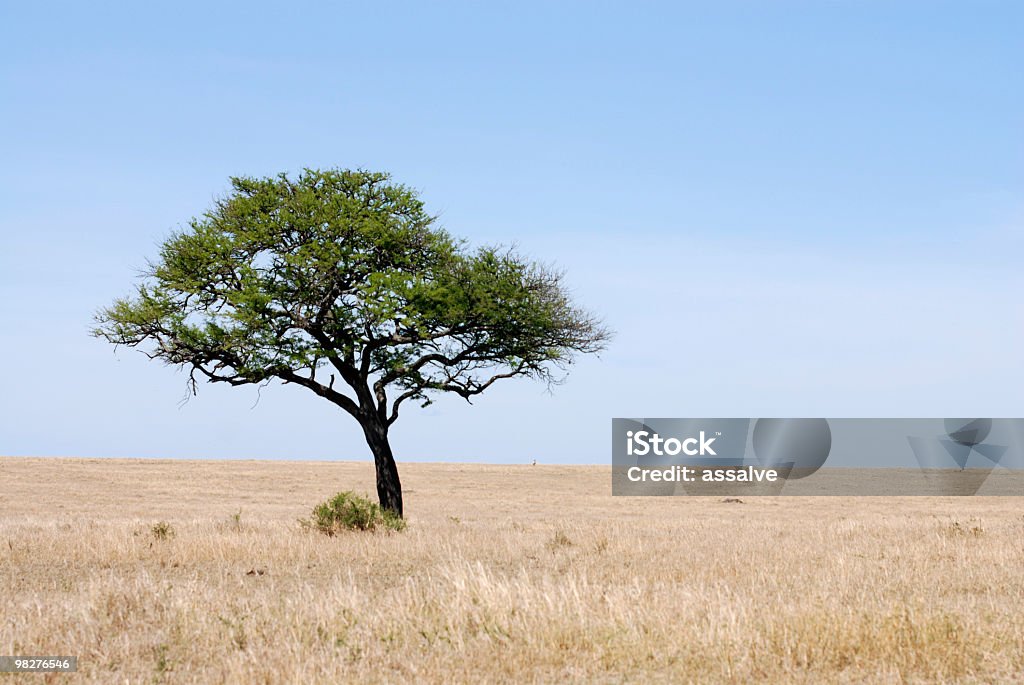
[93, 168, 609, 427]
[308, 491, 406, 534]
[151, 521, 175, 540]
[153, 643, 171, 673]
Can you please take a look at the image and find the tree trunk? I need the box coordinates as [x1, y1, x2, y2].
[361, 418, 403, 518]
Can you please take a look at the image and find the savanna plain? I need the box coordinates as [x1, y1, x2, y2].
[2, 457, 1023, 683]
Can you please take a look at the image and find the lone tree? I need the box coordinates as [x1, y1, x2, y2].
[94, 169, 610, 517]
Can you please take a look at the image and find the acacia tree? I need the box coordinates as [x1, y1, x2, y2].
[94, 169, 609, 517]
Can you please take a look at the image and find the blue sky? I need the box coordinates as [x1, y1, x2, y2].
[1, 1, 1021, 463]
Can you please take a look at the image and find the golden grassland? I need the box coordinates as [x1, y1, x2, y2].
[2, 457, 1024, 683]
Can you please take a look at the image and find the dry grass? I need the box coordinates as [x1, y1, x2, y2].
[2, 457, 1024, 683]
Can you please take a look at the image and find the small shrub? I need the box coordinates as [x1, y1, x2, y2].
[153, 643, 171, 673]
[151, 521, 175, 540]
[307, 491, 405, 535]
[944, 519, 984, 538]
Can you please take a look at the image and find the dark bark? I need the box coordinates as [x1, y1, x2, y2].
[361, 415, 403, 517]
